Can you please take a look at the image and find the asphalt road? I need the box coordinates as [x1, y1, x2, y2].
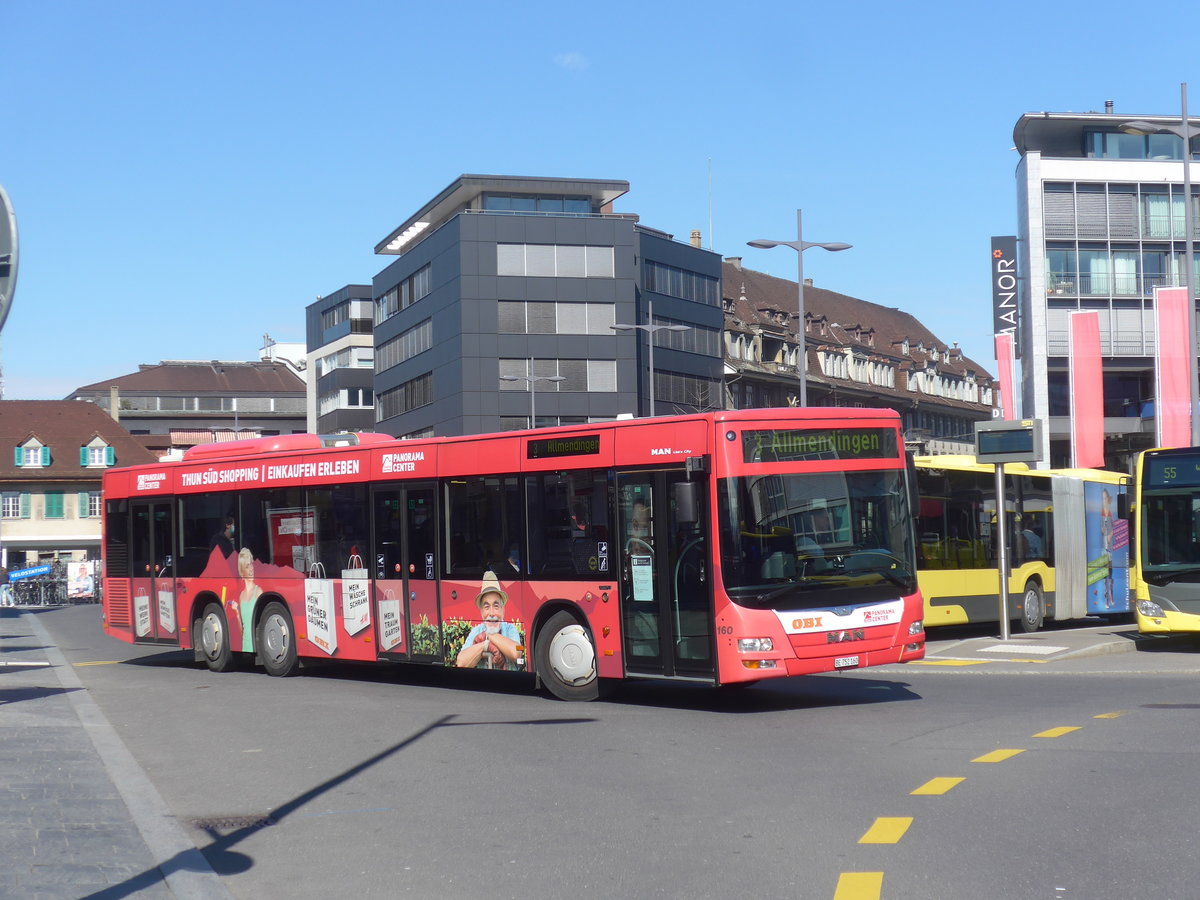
[30, 606, 1200, 899]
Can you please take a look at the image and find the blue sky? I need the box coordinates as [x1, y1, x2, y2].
[4, 0, 1199, 399]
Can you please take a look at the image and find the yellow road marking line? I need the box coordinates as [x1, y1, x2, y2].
[834, 872, 883, 900]
[973, 748, 1025, 763]
[910, 659, 990, 666]
[1094, 711, 1126, 719]
[73, 661, 122, 667]
[911, 776, 964, 795]
[1034, 726, 1081, 738]
[858, 817, 912, 844]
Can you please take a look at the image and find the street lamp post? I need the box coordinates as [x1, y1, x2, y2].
[499, 358, 564, 428]
[1122, 83, 1200, 446]
[747, 209, 851, 407]
[612, 297, 691, 417]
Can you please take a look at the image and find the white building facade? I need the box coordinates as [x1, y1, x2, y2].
[1014, 107, 1199, 469]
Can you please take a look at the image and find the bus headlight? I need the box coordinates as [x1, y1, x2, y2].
[1137, 599, 1165, 618]
[908, 620, 924, 635]
[738, 637, 774, 653]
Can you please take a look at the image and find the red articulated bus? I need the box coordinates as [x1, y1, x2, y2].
[100, 409, 925, 700]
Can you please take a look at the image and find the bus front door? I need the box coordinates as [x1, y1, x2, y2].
[372, 483, 439, 660]
[616, 471, 714, 678]
[129, 500, 178, 643]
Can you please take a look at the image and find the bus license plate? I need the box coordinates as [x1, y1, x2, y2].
[834, 655, 860, 669]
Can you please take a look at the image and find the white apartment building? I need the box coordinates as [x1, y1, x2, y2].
[1014, 104, 1199, 469]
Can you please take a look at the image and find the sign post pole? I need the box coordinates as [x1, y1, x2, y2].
[975, 419, 1045, 640]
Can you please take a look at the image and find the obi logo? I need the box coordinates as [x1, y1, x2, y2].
[791, 616, 824, 630]
[827, 629, 866, 644]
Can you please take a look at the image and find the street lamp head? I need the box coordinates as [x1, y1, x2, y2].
[818, 242, 853, 252]
[747, 239, 781, 249]
[611, 323, 634, 331]
[498, 375, 520, 382]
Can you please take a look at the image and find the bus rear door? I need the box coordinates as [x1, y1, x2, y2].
[616, 470, 714, 678]
[372, 482, 439, 660]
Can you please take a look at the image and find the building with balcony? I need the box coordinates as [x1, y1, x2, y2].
[306, 285, 375, 433]
[1013, 104, 1200, 468]
[370, 174, 723, 437]
[722, 259, 994, 451]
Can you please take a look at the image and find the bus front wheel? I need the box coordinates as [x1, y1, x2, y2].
[257, 601, 299, 677]
[535, 611, 598, 701]
[1017, 581, 1044, 633]
[197, 602, 237, 673]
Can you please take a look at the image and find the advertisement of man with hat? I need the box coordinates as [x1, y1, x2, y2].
[455, 570, 524, 670]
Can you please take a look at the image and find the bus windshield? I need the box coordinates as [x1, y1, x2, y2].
[717, 469, 917, 610]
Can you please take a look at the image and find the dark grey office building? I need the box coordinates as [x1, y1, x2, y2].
[371, 175, 723, 438]
[305, 285, 375, 434]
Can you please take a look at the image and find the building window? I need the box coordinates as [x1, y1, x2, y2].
[2, 493, 29, 519]
[375, 264, 433, 324]
[44, 492, 65, 519]
[80, 445, 114, 467]
[651, 316, 721, 356]
[77, 491, 102, 518]
[376, 319, 432, 373]
[483, 194, 591, 215]
[653, 370, 722, 410]
[499, 359, 617, 392]
[643, 260, 720, 306]
[497, 302, 615, 335]
[318, 347, 374, 376]
[377, 373, 433, 420]
[496, 244, 615, 278]
[16, 444, 47, 467]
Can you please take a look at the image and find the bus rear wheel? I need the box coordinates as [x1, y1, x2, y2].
[536, 611, 598, 701]
[257, 601, 299, 677]
[197, 602, 237, 673]
[1017, 581, 1044, 633]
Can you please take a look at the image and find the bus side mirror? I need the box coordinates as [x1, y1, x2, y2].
[673, 482, 699, 525]
[1118, 489, 1130, 521]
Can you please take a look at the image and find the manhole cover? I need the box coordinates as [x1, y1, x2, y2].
[185, 814, 275, 832]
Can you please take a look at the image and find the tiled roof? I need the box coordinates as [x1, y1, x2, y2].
[70, 360, 305, 395]
[0, 401, 158, 481]
[723, 261, 994, 382]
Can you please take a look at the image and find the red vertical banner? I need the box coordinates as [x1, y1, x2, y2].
[994, 333, 1016, 420]
[1069, 311, 1104, 468]
[1155, 286, 1191, 449]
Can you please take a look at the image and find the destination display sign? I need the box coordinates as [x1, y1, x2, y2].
[1146, 452, 1200, 488]
[527, 434, 601, 460]
[742, 428, 898, 463]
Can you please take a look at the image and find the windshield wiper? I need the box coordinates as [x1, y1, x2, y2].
[1144, 565, 1200, 585]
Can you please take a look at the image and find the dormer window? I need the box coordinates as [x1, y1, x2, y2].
[15, 440, 49, 468]
[80, 437, 115, 468]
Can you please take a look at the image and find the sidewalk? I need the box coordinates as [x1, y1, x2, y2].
[0, 607, 231, 900]
[920, 620, 1200, 667]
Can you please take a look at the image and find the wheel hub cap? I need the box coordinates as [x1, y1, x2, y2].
[548, 624, 595, 685]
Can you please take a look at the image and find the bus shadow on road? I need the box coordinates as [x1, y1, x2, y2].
[600, 674, 922, 713]
[114, 650, 923, 711]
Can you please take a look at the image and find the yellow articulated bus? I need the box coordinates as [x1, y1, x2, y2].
[914, 455, 1130, 632]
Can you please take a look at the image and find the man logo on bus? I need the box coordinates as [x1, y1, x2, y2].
[827, 629, 865, 644]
